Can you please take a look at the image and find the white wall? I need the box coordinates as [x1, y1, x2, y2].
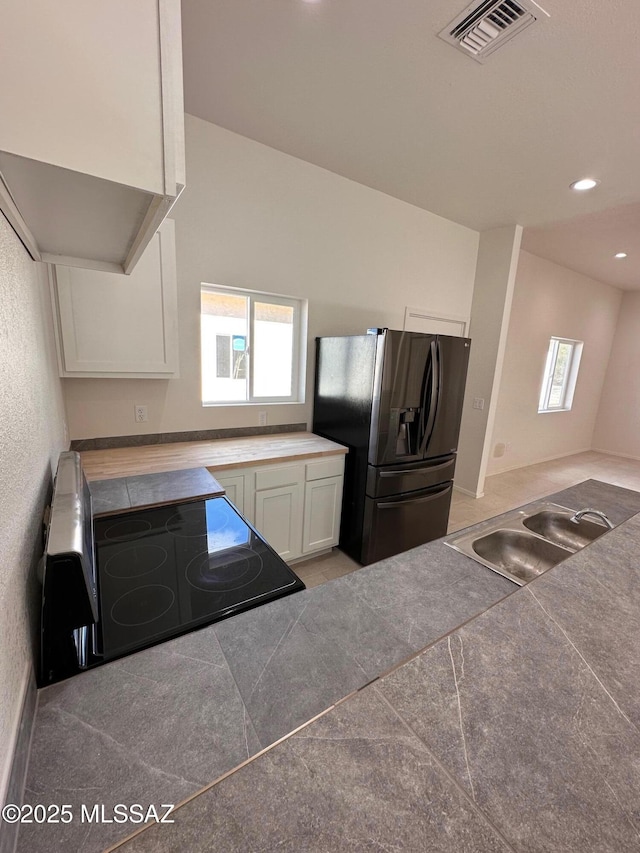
[593, 291, 640, 459]
[456, 225, 522, 497]
[0, 214, 67, 803]
[486, 251, 621, 475]
[63, 115, 480, 439]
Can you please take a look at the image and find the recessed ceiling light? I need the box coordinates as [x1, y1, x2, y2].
[569, 178, 599, 191]
[615, 252, 628, 259]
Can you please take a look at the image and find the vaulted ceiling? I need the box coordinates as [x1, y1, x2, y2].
[181, 0, 640, 289]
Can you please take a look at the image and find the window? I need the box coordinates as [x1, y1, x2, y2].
[201, 284, 307, 405]
[538, 337, 583, 413]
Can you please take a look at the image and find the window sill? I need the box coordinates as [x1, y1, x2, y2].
[537, 407, 572, 414]
[202, 400, 304, 408]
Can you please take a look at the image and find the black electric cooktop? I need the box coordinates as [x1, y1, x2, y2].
[93, 496, 305, 662]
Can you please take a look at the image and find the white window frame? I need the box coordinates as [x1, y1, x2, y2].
[201, 283, 307, 406]
[538, 337, 583, 413]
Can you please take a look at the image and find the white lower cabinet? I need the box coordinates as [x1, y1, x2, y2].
[255, 483, 304, 561]
[212, 471, 251, 520]
[209, 453, 345, 563]
[302, 476, 344, 554]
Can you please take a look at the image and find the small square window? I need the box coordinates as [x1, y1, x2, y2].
[538, 337, 583, 413]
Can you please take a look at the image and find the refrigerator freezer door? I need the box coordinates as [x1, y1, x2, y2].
[365, 455, 456, 498]
[361, 481, 454, 565]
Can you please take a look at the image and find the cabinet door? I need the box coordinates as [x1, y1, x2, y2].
[1, 0, 163, 191]
[213, 475, 246, 517]
[302, 476, 344, 554]
[51, 219, 178, 378]
[255, 484, 303, 561]
[0, 0, 184, 273]
[209, 467, 255, 523]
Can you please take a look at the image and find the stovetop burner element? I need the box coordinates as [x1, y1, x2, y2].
[103, 518, 153, 540]
[185, 547, 263, 592]
[165, 504, 208, 538]
[103, 544, 168, 579]
[110, 584, 176, 627]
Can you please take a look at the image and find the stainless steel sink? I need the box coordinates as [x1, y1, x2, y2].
[522, 510, 607, 550]
[444, 501, 611, 586]
[472, 529, 570, 584]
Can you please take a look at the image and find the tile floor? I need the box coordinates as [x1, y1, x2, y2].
[293, 546, 361, 589]
[294, 450, 640, 589]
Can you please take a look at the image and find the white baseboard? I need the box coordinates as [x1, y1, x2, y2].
[486, 447, 593, 477]
[590, 446, 640, 463]
[289, 548, 333, 565]
[453, 484, 485, 499]
[455, 446, 639, 505]
[0, 663, 31, 809]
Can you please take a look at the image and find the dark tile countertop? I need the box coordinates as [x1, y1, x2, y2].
[89, 468, 225, 516]
[16, 480, 640, 853]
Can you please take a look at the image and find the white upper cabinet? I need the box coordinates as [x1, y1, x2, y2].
[0, 0, 185, 274]
[51, 219, 178, 378]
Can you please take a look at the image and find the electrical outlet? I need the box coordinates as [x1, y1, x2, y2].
[134, 404, 148, 423]
[258, 411, 268, 427]
[473, 397, 485, 410]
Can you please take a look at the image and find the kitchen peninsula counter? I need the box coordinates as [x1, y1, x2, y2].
[78, 432, 348, 481]
[16, 479, 640, 853]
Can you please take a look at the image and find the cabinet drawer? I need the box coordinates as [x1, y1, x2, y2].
[305, 456, 345, 482]
[255, 464, 304, 491]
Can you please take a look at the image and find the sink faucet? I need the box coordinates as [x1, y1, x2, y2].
[570, 508, 614, 529]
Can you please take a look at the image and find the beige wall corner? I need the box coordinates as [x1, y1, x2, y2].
[455, 224, 523, 497]
[592, 290, 640, 458]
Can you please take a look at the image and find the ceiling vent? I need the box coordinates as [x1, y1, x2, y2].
[438, 0, 549, 63]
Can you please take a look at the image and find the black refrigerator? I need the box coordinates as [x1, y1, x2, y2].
[313, 328, 471, 565]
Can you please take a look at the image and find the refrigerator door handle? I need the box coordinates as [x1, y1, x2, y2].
[377, 482, 451, 508]
[378, 459, 452, 477]
[417, 340, 433, 448]
[419, 340, 440, 456]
